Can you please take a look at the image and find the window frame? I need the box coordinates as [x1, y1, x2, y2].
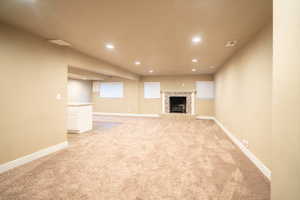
[144, 82, 161, 99]
[99, 82, 124, 98]
[196, 81, 215, 99]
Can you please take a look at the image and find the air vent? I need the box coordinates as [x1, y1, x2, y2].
[225, 40, 238, 47]
[48, 39, 71, 47]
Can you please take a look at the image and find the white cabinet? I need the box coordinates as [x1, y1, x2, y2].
[68, 103, 92, 133]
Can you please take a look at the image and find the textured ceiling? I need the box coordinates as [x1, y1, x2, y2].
[0, 0, 272, 75]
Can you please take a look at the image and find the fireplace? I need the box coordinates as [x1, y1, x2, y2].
[169, 96, 187, 113]
[161, 91, 196, 115]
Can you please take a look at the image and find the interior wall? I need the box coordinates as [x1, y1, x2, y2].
[0, 22, 138, 165]
[92, 75, 214, 116]
[215, 23, 272, 169]
[272, 0, 300, 199]
[92, 79, 140, 113]
[0, 23, 68, 164]
[139, 75, 214, 115]
[68, 79, 92, 103]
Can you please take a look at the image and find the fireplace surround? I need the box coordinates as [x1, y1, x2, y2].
[161, 91, 196, 115]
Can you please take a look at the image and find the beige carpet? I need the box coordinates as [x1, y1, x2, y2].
[0, 116, 270, 200]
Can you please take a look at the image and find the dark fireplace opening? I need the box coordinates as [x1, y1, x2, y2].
[170, 96, 186, 113]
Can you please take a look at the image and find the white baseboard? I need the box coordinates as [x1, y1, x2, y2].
[93, 112, 160, 118]
[197, 117, 271, 180]
[68, 128, 91, 134]
[196, 116, 215, 120]
[0, 141, 68, 174]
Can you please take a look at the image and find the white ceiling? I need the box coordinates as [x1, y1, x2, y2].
[0, 0, 272, 76]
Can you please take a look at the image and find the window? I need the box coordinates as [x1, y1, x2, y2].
[144, 82, 160, 99]
[196, 81, 214, 99]
[99, 82, 123, 98]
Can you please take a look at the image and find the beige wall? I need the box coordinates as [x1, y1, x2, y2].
[215, 23, 272, 169]
[92, 79, 140, 113]
[93, 75, 214, 116]
[0, 22, 138, 165]
[68, 79, 92, 103]
[0, 24, 68, 164]
[272, 0, 300, 199]
[139, 75, 214, 115]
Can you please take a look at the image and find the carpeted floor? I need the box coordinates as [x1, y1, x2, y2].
[0, 116, 270, 200]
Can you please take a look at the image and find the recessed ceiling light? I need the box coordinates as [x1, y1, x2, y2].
[192, 68, 197, 72]
[225, 40, 238, 47]
[149, 70, 154, 73]
[134, 61, 141, 65]
[192, 36, 202, 44]
[192, 59, 198, 63]
[105, 43, 114, 49]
